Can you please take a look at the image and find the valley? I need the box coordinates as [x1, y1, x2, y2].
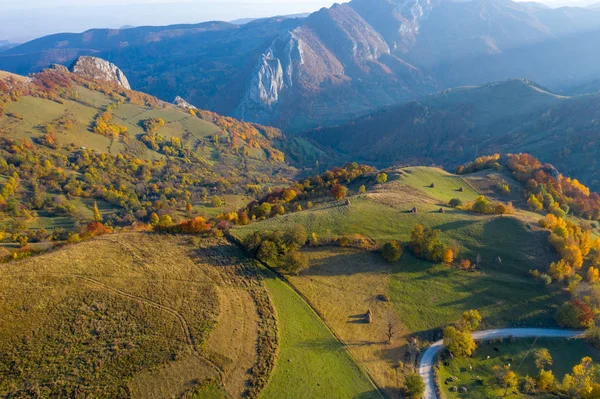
[3, 1, 600, 397]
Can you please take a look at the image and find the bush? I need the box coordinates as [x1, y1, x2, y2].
[539, 273, 552, 285]
[404, 372, 425, 399]
[376, 173, 388, 184]
[585, 326, 600, 348]
[521, 375, 536, 394]
[449, 198, 462, 208]
[382, 240, 402, 262]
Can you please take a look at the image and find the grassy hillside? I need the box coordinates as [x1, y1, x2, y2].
[0, 68, 318, 248]
[232, 165, 571, 393]
[262, 275, 380, 399]
[0, 233, 286, 398]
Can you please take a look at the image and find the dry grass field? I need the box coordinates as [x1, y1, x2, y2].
[0, 233, 274, 398]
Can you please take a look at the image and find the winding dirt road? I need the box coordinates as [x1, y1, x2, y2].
[418, 328, 585, 399]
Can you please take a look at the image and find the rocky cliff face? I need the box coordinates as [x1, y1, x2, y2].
[70, 56, 131, 89]
[234, 31, 305, 124]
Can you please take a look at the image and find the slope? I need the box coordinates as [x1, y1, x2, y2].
[0, 67, 321, 246]
[231, 164, 569, 393]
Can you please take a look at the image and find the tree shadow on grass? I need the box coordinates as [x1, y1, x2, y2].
[299, 248, 391, 278]
[434, 219, 479, 233]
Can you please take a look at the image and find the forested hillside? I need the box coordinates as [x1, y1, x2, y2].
[0, 67, 323, 251]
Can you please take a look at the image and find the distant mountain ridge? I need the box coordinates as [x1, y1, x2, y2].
[303, 78, 600, 189]
[2, 0, 600, 131]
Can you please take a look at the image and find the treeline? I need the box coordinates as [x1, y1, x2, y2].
[506, 153, 600, 220]
[234, 163, 374, 224]
[532, 212, 600, 329]
[450, 195, 515, 215]
[457, 153, 600, 220]
[244, 226, 309, 274]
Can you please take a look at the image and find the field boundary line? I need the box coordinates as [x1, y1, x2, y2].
[226, 232, 387, 399]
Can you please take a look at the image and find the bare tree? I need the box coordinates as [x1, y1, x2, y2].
[385, 312, 396, 344]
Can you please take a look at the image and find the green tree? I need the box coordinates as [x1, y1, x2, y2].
[257, 241, 279, 265]
[281, 251, 308, 274]
[443, 326, 476, 357]
[555, 301, 583, 328]
[376, 173, 388, 184]
[358, 185, 367, 194]
[149, 212, 159, 226]
[382, 240, 402, 262]
[449, 198, 462, 208]
[527, 194, 544, 212]
[458, 309, 481, 332]
[211, 195, 223, 208]
[284, 225, 308, 250]
[93, 201, 102, 222]
[521, 375, 536, 394]
[473, 196, 491, 214]
[404, 372, 425, 399]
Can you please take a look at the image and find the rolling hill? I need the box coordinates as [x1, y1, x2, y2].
[2, 0, 600, 131]
[303, 78, 600, 190]
[0, 65, 326, 243]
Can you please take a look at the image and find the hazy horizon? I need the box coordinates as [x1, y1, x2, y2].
[1, 0, 597, 43]
[0, 1, 337, 43]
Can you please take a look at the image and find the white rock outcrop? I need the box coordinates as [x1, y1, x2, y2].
[234, 31, 304, 124]
[71, 56, 131, 90]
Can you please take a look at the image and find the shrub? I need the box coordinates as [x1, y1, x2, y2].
[376, 173, 388, 184]
[211, 195, 223, 208]
[585, 326, 600, 348]
[404, 373, 425, 399]
[521, 375, 536, 394]
[539, 273, 552, 285]
[382, 241, 402, 262]
[449, 198, 462, 208]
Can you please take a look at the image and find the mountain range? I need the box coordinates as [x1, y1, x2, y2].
[304, 78, 600, 189]
[2, 0, 600, 131]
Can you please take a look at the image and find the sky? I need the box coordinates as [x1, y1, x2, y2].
[0, 0, 596, 43]
[0, 0, 338, 42]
